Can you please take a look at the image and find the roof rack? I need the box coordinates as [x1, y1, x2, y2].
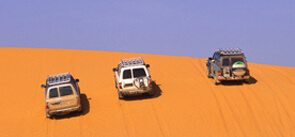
[47, 72, 71, 86]
[121, 57, 145, 67]
[218, 48, 243, 55]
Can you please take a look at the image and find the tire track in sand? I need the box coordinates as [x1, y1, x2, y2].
[237, 86, 262, 135]
[118, 101, 130, 137]
[187, 58, 230, 137]
[255, 67, 295, 135]
[196, 58, 252, 136]
[151, 101, 165, 137]
[245, 71, 286, 136]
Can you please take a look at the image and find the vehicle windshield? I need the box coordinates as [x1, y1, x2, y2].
[231, 57, 244, 66]
[59, 86, 74, 96]
[133, 68, 147, 78]
[49, 88, 58, 98]
[123, 69, 131, 79]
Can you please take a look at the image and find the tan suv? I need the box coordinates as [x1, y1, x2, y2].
[41, 72, 82, 118]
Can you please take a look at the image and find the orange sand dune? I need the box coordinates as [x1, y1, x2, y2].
[0, 48, 295, 137]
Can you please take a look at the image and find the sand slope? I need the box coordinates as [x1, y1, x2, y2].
[0, 48, 295, 137]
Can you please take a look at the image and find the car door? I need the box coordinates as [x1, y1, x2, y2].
[47, 87, 62, 111]
[59, 85, 78, 109]
[211, 53, 216, 74]
[133, 67, 149, 88]
[121, 69, 135, 91]
[216, 53, 221, 66]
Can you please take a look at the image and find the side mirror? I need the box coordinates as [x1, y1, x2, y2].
[208, 57, 213, 60]
[113, 68, 118, 72]
[41, 84, 46, 88]
[76, 79, 79, 82]
[146, 64, 150, 68]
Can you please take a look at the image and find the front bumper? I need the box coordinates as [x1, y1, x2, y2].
[217, 75, 250, 81]
[121, 87, 153, 96]
[47, 105, 81, 115]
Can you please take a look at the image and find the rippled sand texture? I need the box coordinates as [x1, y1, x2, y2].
[0, 48, 295, 137]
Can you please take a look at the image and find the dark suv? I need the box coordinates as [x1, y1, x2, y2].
[206, 48, 250, 85]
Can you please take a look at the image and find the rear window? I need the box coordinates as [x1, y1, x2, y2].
[123, 70, 131, 79]
[49, 88, 58, 98]
[59, 86, 74, 96]
[231, 58, 244, 65]
[222, 58, 230, 66]
[133, 68, 146, 78]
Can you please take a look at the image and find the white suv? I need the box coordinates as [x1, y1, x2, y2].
[113, 57, 153, 99]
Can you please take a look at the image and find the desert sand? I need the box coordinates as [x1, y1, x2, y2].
[0, 48, 295, 137]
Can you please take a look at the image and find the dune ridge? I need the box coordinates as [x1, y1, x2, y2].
[0, 48, 295, 137]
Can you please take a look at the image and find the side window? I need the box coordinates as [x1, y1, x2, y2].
[59, 86, 74, 96]
[214, 52, 218, 60]
[123, 69, 131, 79]
[216, 54, 220, 62]
[49, 88, 58, 98]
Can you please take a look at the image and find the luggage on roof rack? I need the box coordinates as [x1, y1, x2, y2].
[47, 72, 71, 86]
[218, 48, 243, 55]
[121, 57, 145, 67]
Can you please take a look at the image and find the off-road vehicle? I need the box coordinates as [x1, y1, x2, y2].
[113, 57, 153, 99]
[206, 48, 250, 85]
[41, 72, 82, 118]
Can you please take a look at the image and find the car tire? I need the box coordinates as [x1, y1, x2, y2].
[207, 68, 212, 78]
[214, 76, 220, 85]
[78, 106, 83, 112]
[114, 76, 118, 89]
[118, 91, 124, 99]
[46, 113, 52, 118]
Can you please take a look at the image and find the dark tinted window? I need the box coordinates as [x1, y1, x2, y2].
[49, 88, 58, 98]
[133, 68, 147, 78]
[123, 70, 131, 79]
[222, 58, 230, 66]
[231, 58, 244, 65]
[59, 86, 74, 96]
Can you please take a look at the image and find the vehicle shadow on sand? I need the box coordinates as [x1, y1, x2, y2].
[51, 93, 90, 120]
[123, 81, 162, 101]
[219, 76, 258, 86]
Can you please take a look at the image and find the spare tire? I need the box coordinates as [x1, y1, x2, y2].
[133, 77, 148, 89]
[232, 61, 246, 76]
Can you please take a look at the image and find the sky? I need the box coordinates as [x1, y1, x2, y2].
[1, 0, 295, 67]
